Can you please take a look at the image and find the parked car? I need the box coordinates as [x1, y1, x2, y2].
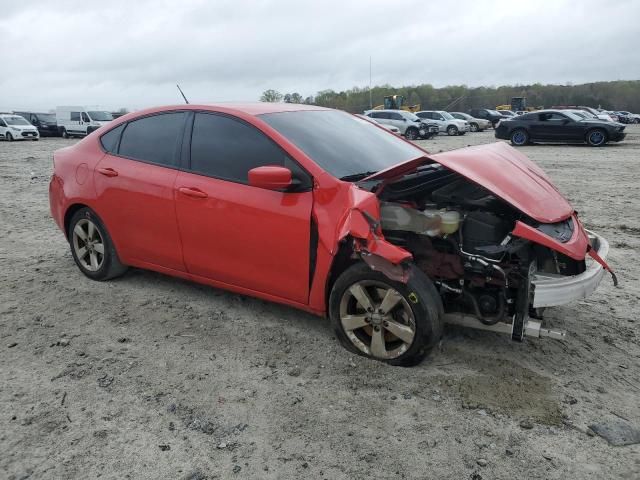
[56, 106, 114, 138]
[0, 113, 39, 141]
[449, 112, 491, 132]
[495, 109, 626, 147]
[615, 111, 640, 124]
[364, 109, 439, 140]
[14, 111, 59, 136]
[498, 110, 516, 118]
[468, 108, 504, 128]
[415, 110, 470, 136]
[552, 106, 613, 122]
[355, 114, 400, 134]
[49, 103, 614, 365]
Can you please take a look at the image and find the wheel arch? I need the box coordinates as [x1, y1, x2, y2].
[324, 238, 358, 309]
[64, 203, 91, 239]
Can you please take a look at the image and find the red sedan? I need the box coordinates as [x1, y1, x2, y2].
[49, 103, 615, 366]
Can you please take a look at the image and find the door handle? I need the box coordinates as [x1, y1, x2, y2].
[178, 187, 208, 199]
[97, 167, 118, 177]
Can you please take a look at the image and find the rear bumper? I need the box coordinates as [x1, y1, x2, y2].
[532, 231, 608, 308]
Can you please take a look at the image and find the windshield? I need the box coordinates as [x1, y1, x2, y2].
[3, 116, 30, 126]
[37, 113, 56, 122]
[260, 110, 425, 180]
[88, 111, 113, 121]
[440, 112, 454, 120]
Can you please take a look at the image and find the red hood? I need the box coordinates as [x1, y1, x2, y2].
[363, 142, 573, 223]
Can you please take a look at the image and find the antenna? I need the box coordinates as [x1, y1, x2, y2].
[176, 84, 189, 104]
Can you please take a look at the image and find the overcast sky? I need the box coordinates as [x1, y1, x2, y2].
[1, 0, 639, 112]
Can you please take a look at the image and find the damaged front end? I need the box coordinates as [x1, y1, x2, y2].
[344, 143, 616, 342]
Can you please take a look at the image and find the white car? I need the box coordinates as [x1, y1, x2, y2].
[363, 109, 440, 140]
[449, 112, 491, 132]
[355, 114, 401, 134]
[56, 106, 113, 138]
[415, 110, 470, 136]
[0, 113, 39, 141]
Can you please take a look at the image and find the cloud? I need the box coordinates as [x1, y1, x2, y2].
[1, 0, 638, 111]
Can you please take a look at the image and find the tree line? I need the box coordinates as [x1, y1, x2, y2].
[260, 80, 640, 113]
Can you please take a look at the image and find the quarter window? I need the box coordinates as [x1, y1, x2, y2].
[190, 113, 298, 184]
[100, 124, 126, 153]
[118, 112, 185, 167]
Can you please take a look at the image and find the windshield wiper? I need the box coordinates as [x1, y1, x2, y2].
[340, 171, 378, 182]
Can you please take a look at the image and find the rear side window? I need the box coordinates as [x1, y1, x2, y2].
[118, 112, 185, 167]
[100, 124, 126, 153]
[190, 113, 291, 183]
[70, 112, 80, 121]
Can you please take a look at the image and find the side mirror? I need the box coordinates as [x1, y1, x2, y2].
[248, 166, 292, 191]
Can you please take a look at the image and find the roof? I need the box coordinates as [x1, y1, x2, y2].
[140, 102, 330, 116]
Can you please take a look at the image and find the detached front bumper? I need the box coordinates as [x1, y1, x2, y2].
[532, 231, 609, 308]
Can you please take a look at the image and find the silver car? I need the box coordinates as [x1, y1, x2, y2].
[364, 109, 439, 140]
[415, 110, 470, 136]
[449, 112, 491, 132]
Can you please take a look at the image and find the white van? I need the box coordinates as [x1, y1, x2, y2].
[56, 106, 113, 138]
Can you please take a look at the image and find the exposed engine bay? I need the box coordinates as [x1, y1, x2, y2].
[365, 162, 587, 339]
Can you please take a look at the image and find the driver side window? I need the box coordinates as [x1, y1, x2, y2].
[189, 113, 311, 189]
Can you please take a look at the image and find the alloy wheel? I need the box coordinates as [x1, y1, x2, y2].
[588, 130, 605, 146]
[339, 280, 416, 360]
[72, 218, 105, 272]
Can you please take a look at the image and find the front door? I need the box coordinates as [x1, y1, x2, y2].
[174, 112, 313, 304]
[93, 112, 187, 271]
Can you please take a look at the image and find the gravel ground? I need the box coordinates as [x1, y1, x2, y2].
[1, 127, 639, 479]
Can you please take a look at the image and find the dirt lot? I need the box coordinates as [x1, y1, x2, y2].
[1, 127, 639, 479]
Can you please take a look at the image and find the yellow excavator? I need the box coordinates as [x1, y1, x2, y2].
[373, 95, 421, 112]
[496, 97, 542, 112]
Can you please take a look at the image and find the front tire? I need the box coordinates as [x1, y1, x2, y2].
[446, 125, 458, 136]
[6, 132, 13, 142]
[68, 207, 127, 281]
[510, 128, 529, 146]
[329, 262, 443, 367]
[405, 127, 419, 140]
[586, 129, 607, 147]
[470, 122, 479, 132]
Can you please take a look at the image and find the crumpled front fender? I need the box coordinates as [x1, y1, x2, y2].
[336, 186, 412, 281]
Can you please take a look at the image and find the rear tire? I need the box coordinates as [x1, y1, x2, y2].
[446, 125, 458, 136]
[329, 262, 443, 367]
[405, 127, 419, 140]
[586, 128, 607, 147]
[68, 207, 128, 281]
[510, 128, 529, 146]
[61, 128, 69, 139]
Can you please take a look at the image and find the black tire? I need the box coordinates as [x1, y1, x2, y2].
[470, 122, 479, 132]
[586, 128, 607, 147]
[458, 131, 466, 136]
[68, 207, 128, 281]
[634, 118, 640, 124]
[405, 127, 419, 140]
[510, 128, 529, 146]
[329, 262, 443, 367]
[446, 125, 458, 136]
[6, 132, 13, 142]
[61, 128, 69, 139]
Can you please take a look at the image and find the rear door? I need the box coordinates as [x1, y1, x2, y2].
[174, 111, 313, 304]
[93, 112, 187, 271]
[530, 112, 581, 141]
